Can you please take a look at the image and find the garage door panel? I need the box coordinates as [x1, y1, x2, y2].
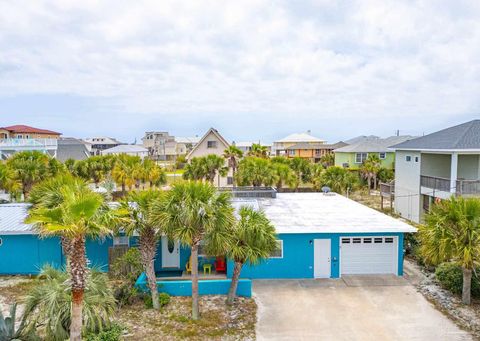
[340, 236, 397, 275]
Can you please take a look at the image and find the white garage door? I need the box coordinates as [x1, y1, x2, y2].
[340, 236, 398, 275]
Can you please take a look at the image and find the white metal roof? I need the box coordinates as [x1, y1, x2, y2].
[0, 204, 35, 235]
[276, 132, 325, 143]
[233, 193, 416, 234]
[102, 144, 148, 154]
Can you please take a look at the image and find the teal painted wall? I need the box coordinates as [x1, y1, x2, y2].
[334, 152, 396, 170]
[0, 235, 122, 275]
[227, 232, 405, 279]
[135, 273, 252, 297]
[0, 235, 63, 275]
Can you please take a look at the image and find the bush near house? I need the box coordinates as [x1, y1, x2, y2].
[435, 262, 480, 298]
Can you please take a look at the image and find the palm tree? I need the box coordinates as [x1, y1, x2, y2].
[152, 182, 234, 319]
[320, 166, 358, 194]
[0, 162, 20, 200]
[117, 190, 164, 310]
[311, 163, 325, 191]
[360, 154, 381, 191]
[289, 157, 312, 191]
[203, 154, 227, 185]
[248, 143, 269, 158]
[271, 162, 294, 189]
[183, 157, 207, 181]
[223, 146, 243, 186]
[75, 156, 114, 188]
[226, 206, 277, 305]
[26, 185, 112, 340]
[141, 159, 166, 189]
[419, 196, 480, 304]
[235, 157, 275, 187]
[319, 153, 335, 168]
[112, 154, 142, 193]
[6, 151, 52, 199]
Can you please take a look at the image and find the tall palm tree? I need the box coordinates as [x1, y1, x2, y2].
[117, 190, 164, 310]
[360, 154, 381, 191]
[289, 157, 312, 191]
[320, 166, 358, 194]
[223, 146, 243, 186]
[112, 154, 142, 193]
[419, 196, 480, 304]
[203, 154, 227, 185]
[271, 162, 294, 189]
[141, 159, 166, 189]
[183, 157, 207, 181]
[248, 143, 269, 158]
[26, 185, 112, 340]
[226, 206, 277, 305]
[235, 157, 275, 187]
[6, 151, 52, 199]
[310, 163, 325, 191]
[152, 182, 234, 319]
[0, 162, 20, 199]
[319, 153, 335, 168]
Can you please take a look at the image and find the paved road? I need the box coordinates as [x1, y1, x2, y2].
[253, 276, 472, 341]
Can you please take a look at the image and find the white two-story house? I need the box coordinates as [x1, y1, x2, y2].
[392, 120, 480, 223]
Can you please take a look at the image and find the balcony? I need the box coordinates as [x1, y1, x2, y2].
[420, 175, 480, 196]
[0, 138, 58, 150]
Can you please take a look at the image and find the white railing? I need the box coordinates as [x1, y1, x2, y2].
[0, 138, 58, 149]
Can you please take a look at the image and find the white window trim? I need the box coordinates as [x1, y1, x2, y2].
[113, 236, 129, 247]
[355, 153, 368, 164]
[270, 240, 283, 259]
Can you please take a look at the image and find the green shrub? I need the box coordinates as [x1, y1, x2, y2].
[158, 292, 171, 307]
[143, 292, 171, 309]
[435, 262, 480, 297]
[85, 323, 124, 341]
[113, 282, 139, 308]
[110, 247, 143, 283]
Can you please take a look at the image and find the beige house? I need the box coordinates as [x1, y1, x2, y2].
[272, 131, 325, 157]
[187, 128, 232, 187]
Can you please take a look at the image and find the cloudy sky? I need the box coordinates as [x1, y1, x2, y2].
[1, 0, 479, 143]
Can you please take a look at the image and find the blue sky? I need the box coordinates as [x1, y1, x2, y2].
[1, 1, 479, 143]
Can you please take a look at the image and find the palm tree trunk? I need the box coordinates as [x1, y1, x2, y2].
[139, 230, 160, 310]
[462, 267, 472, 304]
[69, 236, 87, 341]
[226, 261, 242, 305]
[191, 242, 200, 320]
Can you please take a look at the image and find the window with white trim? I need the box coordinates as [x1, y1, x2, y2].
[355, 153, 368, 163]
[288, 149, 295, 156]
[270, 240, 283, 258]
[406, 155, 412, 162]
[379, 152, 386, 159]
[113, 236, 129, 247]
[207, 140, 217, 148]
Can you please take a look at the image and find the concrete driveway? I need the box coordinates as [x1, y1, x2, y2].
[253, 276, 472, 341]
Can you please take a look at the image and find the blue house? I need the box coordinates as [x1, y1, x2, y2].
[0, 193, 416, 279]
[227, 193, 416, 279]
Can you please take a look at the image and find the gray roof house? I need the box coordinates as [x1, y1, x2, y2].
[56, 137, 90, 162]
[391, 119, 480, 223]
[334, 136, 415, 169]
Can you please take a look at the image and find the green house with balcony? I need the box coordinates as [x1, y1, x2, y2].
[334, 136, 415, 170]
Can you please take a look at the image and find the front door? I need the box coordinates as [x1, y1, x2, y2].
[161, 236, 180, 268]
[314, 239, 331, 278]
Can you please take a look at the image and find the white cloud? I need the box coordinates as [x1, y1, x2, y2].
[0, 0, 479, 141]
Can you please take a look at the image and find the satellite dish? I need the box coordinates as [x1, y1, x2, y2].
[321, 186, 331, 194]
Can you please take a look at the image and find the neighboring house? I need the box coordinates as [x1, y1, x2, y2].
[0, 193, 416, 278]
[142, 131, 177, 160]
[142, 132, 200, 160]
[392, 120, 480, 223]
[334, 136, 415, 170]
[175, 136, 200, 156]
[234, 141, 272, 155]
[0, 125, 61, 158]
[273, 131, 325, 157]
[84, 137, 123, 156]
[56, 137, 90, 162]
[101, 144, 149, 159]
[344, 135, 380, 144]
[187, 128, 232, 186]
[286, 141, 348, 163]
